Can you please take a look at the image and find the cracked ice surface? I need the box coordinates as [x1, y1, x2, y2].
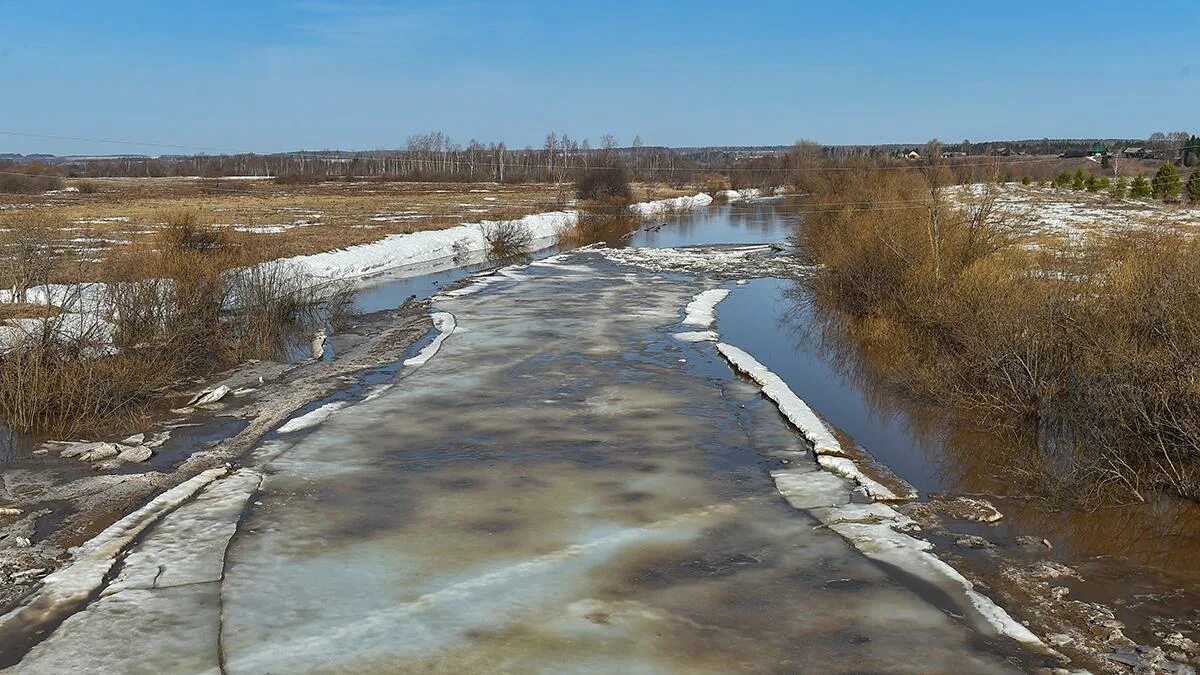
[5, 252, 1029, 673]
[12, 469, 260, 674]
[214, 254, 1021, 673]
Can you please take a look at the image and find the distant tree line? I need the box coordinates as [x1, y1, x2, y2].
[6, 132, 711, 185]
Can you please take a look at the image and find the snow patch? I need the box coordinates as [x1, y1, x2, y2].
[716, 344, 842, 457]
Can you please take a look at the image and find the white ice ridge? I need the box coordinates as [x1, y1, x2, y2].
[681, 289, 730, 328]
[719, 343, 1051, 654]
[672, 330, 719, 343]
[0, 467, 229, 636]
[403, 311, 456, 366]
[803, 497, 1049, 653]
[277, 401, 350, 434]
[715, 343, 899, 502]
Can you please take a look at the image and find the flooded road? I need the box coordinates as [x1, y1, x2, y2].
[4, 198, 1197, 672]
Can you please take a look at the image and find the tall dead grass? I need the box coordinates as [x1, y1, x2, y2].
[0, 211, 353, 436]
[800, 166, 1200, 501]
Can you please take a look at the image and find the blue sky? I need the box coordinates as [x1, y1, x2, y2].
[1, 1, 1197, 154]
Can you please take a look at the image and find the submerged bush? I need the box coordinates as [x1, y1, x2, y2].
[575, 162, 632, 203]
[800, 166, 1200, 501]
[484, 220, 532, 261]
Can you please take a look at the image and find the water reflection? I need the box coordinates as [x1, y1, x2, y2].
[719, 275, 1200, 580]
[629, 199, 801, 248]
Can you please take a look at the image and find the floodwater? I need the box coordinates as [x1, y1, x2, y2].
[2, 210, 1036, 672]
[4, 197, 1196, 670]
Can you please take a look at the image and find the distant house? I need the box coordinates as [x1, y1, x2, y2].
[941, 151, 967, 158]
[904, 149, 921, 160]
[889, 148, 921, 160]
[1122, 147, 1148, 159]
[991, 147, 1013, 156]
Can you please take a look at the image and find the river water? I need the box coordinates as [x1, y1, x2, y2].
[4, 198, 1197, 671]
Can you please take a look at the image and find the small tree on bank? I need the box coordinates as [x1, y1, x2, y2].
[1109, 177, 1128, 200]
[1152, 163, 1183, 202]
[1187, 170, 1200, 203]
[1071, 168, 1087, 190]
[1130, 173, 1153, 199]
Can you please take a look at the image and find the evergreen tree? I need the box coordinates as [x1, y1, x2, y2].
[1071, 168, 1087, 190]
[1130, 173, 1152, 199]
[1184, 135, 1200, 167]
[1152, 163, 1182, 201]
[1108, 177, 1128, 199]
[1187, 170, 1200, 203]
[1021, 175, 1032, 186]
[1085, 174, 1100, 192]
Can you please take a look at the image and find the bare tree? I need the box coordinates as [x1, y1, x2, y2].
[921, 139, 947, 280]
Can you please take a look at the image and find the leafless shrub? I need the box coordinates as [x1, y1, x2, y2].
[0, 214, 61, 305]
[559, 205, 642, 247]
[801, 165, 1200, 501]
[0, 211, 357, 436]
[75, 181, 101, 194]
[484, 220, 532, 261]
[575, 162, 632, 203]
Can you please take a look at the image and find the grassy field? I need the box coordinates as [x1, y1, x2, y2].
[0, 177, 690, 282]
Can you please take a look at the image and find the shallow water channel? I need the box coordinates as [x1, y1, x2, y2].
[4, 198, 1197, 671]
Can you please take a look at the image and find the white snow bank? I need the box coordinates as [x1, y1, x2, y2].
[285, 193, 717, 285]
[723, 343, 1050, 653]
[282, 211, 579, 283]
[716, 188, 762, 202]
[403, 311, 456, 366]
[716, 346, 838, 454]
[682, 289, 730, 327]
[811, 501, 1049, 651]
[630, 193, 713, 217]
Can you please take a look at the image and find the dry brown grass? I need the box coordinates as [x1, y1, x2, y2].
[801, 166, 1200, 502]
[0, 212, 352, 437]
[0, 178, 691, 282]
